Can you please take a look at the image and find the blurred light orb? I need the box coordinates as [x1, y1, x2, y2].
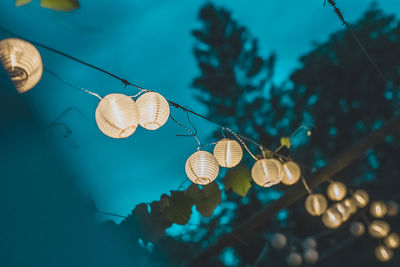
[305, 194, 328, 216]
[0, 38, 43, 93]
[213, 139, 243, 168]
[136, 92, 170, 130]
[185, 151, 219, 185]
[350, 221, 365, 237]
[384, 233, 400, 249]
[333, 202, 350, 222]
[270, 233, 287, 249]
[368, 220, 390, 239]
[387, 201, 398, 217]
[370, 201, 388, 218]
[281, 161, 301, 185]
[343, 198, 357, 215]
[352, 189, 369, 208]
[286, 252, 302, 267]
[326, 181, 347, 201]
[322, 208, 342, 229]
[303, 248, 319, 264]
[375, 245, 393, 262]
[251, 159, 281, 187]
[95, 93, 139, 138]
[302, 237, 317, 249]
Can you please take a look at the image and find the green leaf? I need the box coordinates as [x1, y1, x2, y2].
[161, 191, 194, 225]
[16, 0, 32, 6]
[280, 137, 291, 149]
[223, 165, 252, 197]
[40, 0, 79, 11]
[195, 183, 222, 217]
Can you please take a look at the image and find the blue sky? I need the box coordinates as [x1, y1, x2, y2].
[1, 0, 399, 220]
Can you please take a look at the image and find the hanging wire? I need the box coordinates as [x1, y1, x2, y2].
[223, 127, 258, 161]
[301, 176, 313, 194]
[128, 89, 147, 98]
[169, 113, 201, 150]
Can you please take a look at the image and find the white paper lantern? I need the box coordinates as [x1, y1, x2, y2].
[332, 202, 350, 222]
[281, 161, 301, 185]
[350, 221, 365, 237]
[368, 220, 390, 239]
[287, 252, 302, 266]
[386, 201, 398, 217]
[0, 38, 43, 93]
[342, 198, 357, 215]
[375, 245, 393, 262]
[370, 201, 388, 218]
[322, 208, 342, 229]
[185, 151, 219, 185]
[95, 93, 139, 138]
[302, 237, 317, 249]
[326, 181, 347, 201]
[270, 233, 287, 249]
[305, 194, 328, 216]
[304, 248, 319, 264]
[136, 92, 170, 130]
[352, 189, 369, 208]
[251, 159, 281, 187]
[213, 139, 243, 168]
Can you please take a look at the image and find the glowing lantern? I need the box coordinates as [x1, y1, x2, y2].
[302, 237, 317, 249]
[387, 201, 398, 217]
[384, 233, 400, 249]
[0, 38, 43, 93]
[332, 202, 350, 222]
[321, 208, 342, 229]
[251, 159, 281, 187]
[305, 194, 328, 216]
[185, 151, 219, 185]
[352, 189, 369, 208]
[326, 181, 347, 201]
[375, 245, 393, 262]
[213, 139, 243, 168]
[270, 233, 287, 249]
[303, 249, 318, 264]
[343, 198, 357, 215]
[95, 93, 139, 138]
[286, 252, 302, 267]
[368, 220, 390, 239]
[350, 221, 365, 237]
[370, 201, 388, 218]
[281, 161, 301, 185]
[136, 92, 170, 130]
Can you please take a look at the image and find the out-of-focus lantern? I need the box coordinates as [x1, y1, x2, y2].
[302, 237, 317, 249]
[375, 245, 393, 262]
[368, 220, 390, 239]
[185, 151, 219, 185]
[251, 159, 281, 187]
[213, 139, 243, 168]
[305, 194, 328, 216]
[326, 181, 347, 201]
[322, 208, 342, 229]
[384, 233, 399, 249]
[332, 202, 350, 222]
[370, 201, 388, 218]
[387, 201, 398, 217]
[350, 221, 365, 237]
[270, 233, 287, 249]
[303, 249, 318, 264]
[286, 252, 302, 267]
[343, 198, 357, 215]
[352, 189, 369, 208]
[281, 161, 301, 185]
[136, 92, 170, 130]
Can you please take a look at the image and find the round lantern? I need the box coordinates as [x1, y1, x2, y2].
[136, 92, 169, 130]
[342, 198, 357, 215]
[375, 245, 393, 262]
[213, 139, 243, 168]
[321, 208, 342, 229]
[95, 93, 139, 138]
[270, 233, 287, 249]
[303, 248, 318, 264]
[370, 201, 388, 218]
[302, 237, 317, 249]
[281, 161, 301, 185]
[286, 252, 302, 267]
[251, 159, 281, 187]
[326, 181, 347, 201]
[305, 194, 328, 216]
[387, 201, 398, 217]
[0, 38, 43, 93]
[352, 189, 369, 208]
[185, 151, 219, 185]
[350, 221, 365, 237]
[332, 202, 350, 222]
[368, 220, 390, 239]
[384, 233, 400, 249]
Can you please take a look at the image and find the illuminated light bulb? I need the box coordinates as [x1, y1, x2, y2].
[286, 252, 302, 267]
[350, 221, 365, 237]
[387, 201, 398, 217]
[303, 248, 318, 264]
[332, 202, 350, 222]
[251, 159, 280, 187]
[95, 93, 139, 138]
[136, 92, 170, 130]
[343, 198, 357, 215]
[213, 139, 243, 168]
[352, 189, 369, 208]
[368, 220, 390, 239]
[321, 208, 342, 229]
[375, 245, 393, 262]
[370, 201, 388, 218]
[384, 233, 400, 249]
[302, 237, 317, 249]
[281, 161, 301, 185]
[326, 181, 347, 201]
[270, 233, 287, 249]
[0, 38, 43, 93]
[305, 194, 328, 216]
[185, 151, 219, 185]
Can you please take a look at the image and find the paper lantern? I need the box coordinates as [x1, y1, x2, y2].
[375, 245, 393, 262]
[185, 151, 219, 185]
[303, 249, 318, 264]
[213, 139, 243, 168]
[286, 252, 302, 267]
[352, 189, 369, 208]
[270, 158, 284, 181]
[384, 233, 400, 249]
[370, 201, 388, 218]
[136, 92, 170, 130]
[251, 159, 281, 187]
[387, 201, 398, 217]
[270, 233, 287, 249]
[322, 208, 342, 229]
[343, 198, 357, 215]
[332, 202, 350, 222]
[305, 194, 328, 216]
[0, 38, 43, 93]
[326, 181, 347, 201]
[350, 221, 365, 237]
[95, 93, 139, 138]
[368, 220, 390, 239]
[302, 237, 317, 249]
[281, 161, 301, 185]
